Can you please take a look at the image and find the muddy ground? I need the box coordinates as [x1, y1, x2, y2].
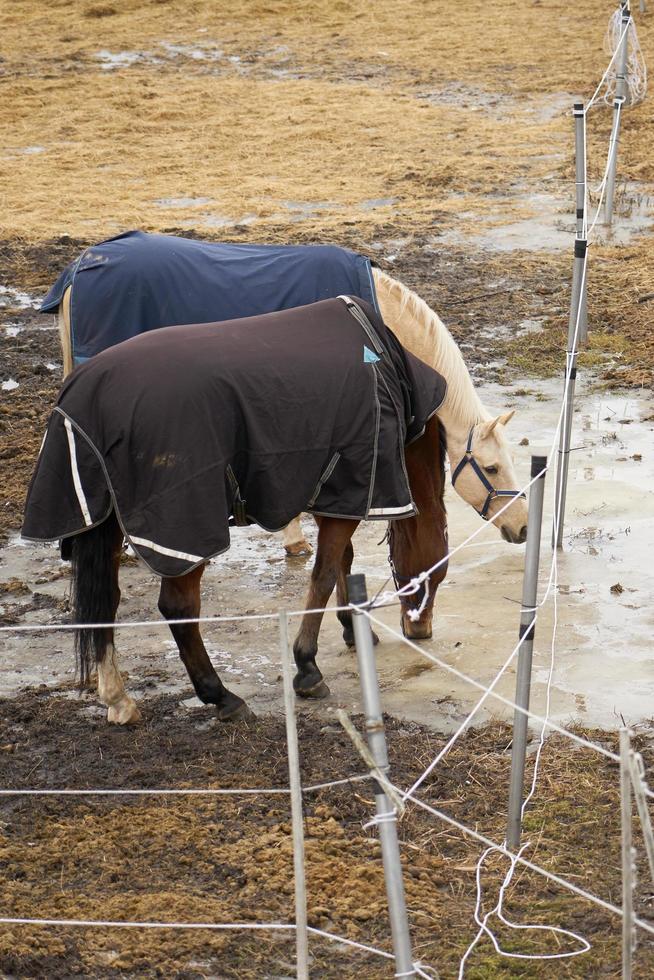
[1, 691, 654, 978]
[2, 0, 654, 977]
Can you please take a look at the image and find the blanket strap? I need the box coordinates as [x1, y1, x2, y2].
[226, 465, 250, 527]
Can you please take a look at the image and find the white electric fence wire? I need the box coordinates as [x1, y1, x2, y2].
[398, 243, 591, 792]
[394, 788, 654, 940]
[588, 101, 624, 225]
[603, 7, 647, 105]
[370, 252, 591, 619]
[459, 504, 582, 971]
[0, 917, 297, 932]
[587, 12, 633, 110]
[0, 773, 371, 797]
[366, 610, 618, 763]
[457, 843, 590, 978]
[402, 627, 531, 802]
[0, 914, 432, 976]
[456, 250, 592, 971]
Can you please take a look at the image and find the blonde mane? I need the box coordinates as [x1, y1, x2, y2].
[373, 268, 490, 428]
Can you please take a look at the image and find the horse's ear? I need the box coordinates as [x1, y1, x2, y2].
[479, 410, 515, 439]
[479, 416, 501, 438]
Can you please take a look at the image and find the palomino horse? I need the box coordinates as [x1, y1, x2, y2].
[51, 239, 529, 553]
[24, 298, 449, 724]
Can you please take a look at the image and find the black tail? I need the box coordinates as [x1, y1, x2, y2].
[69, 511, 121, 687]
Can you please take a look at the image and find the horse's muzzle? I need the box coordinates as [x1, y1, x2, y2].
[402, 611, 433, 640]
[501, 524, 528, 544]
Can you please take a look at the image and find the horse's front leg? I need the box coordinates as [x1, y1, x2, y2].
[281, 515, 313, 556]
[158, 565, 252, 722]
[293, 517, 358, 698]
[335, 539, 380, 649]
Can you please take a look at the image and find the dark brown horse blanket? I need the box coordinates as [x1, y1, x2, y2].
[40, 231, 379, 364]
[23, 298, 446, 576]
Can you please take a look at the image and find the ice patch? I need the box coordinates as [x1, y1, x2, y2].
[0, 285, 41, 310]
[2, 379, 19, 391]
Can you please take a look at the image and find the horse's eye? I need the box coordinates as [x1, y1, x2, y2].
[484, 465, 498, 475]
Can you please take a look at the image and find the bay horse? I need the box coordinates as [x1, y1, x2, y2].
[68, 414, 446, 724]
[24, 298, 450, 724]
[49, 236, 529, 554]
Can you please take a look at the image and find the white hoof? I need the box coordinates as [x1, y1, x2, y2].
[284, 538, 313, 556]
[107, 697, 142, 726]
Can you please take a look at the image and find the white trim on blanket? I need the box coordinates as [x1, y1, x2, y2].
[367, 504, 415, 516]
[128, 535, 204, 564]
[64, 418, 92, 527]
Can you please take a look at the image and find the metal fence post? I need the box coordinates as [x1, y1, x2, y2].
[628, 751, 654, 885]
[347, 573, 415, 978]
[605, 2, 631, 226]
[506, 455, 547, 850]
[552, 98, 590, 549]
[620, 727, 636, 979]
[572, 101, 588, 345]
[280, 611, 309, 980]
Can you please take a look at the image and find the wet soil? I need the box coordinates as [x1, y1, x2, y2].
[1, 689, 654, 978]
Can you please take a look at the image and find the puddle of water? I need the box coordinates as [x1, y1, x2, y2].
[417, 83, 517, 118]
[201, 214, 258, 228]
[438, 185, 653, 252]
[0, 285, 41, 310]
[518, 318, 547, 334]
[527, 91, 577, 123]
[1, 383, 653, 733]
[154, 196, 214, 208]
[360, 197, 398, 211]
[2, 379, 19, 391]
[159, 42, 224, 62]
[280, 200, 344, 221]
[178, 213, 259, 229]
[96, 50, 160, 70]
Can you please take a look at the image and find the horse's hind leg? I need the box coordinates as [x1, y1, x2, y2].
[281, 515, 312, 556]
[98, 644, 143, 726]
[293, 517, 358, 698]
[335, 540, 379, 649]
[95, 523, 142, 726]
[71, 511, 141, 725]
[158, 565, 252, 722]
[58, 286, 74, 377]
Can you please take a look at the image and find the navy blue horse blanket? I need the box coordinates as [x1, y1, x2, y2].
[41, 230, 379, 364]
[23, 298, 446, 577]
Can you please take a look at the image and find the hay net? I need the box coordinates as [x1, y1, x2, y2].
[602, 5, 647, 106]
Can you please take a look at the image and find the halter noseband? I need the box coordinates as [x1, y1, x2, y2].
[451, 426, 525, 520]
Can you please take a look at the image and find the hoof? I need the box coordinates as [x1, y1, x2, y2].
[343, 628, 380, 649]
[284, 539, 313, 557]
[216, 696, 255, 723]
[294, 677, 331, 699]
[107, 698, 142, 726]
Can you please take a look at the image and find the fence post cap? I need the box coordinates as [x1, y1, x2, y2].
[530, 453, 549, 479]
[347, 573, 368, 604]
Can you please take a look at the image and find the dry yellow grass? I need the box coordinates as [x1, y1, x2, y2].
[0, 0, 652, 241]
[0, 0, 652, 381]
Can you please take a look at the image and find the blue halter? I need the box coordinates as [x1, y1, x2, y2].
[451, 426, 526, 520]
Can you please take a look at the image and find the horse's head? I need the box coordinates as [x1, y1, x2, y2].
[447, 411, 528, 544]
[389, 415, 449, 641]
